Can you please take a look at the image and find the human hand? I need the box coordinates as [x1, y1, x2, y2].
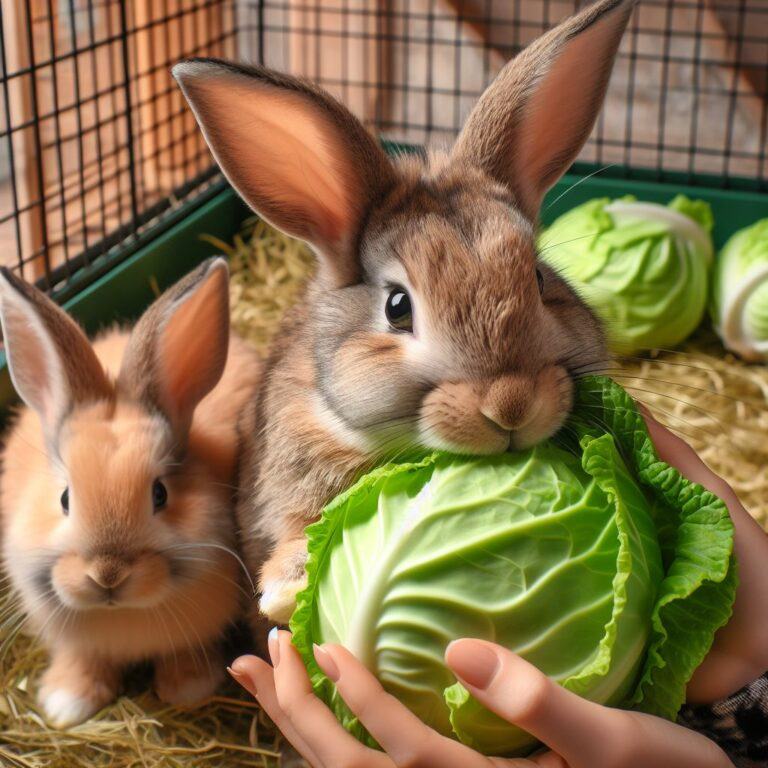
[642, 412, 768, 703]
[229, 630, 731, 768]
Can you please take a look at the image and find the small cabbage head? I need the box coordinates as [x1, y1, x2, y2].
[291, 377, 736, 757]
[538, 196, 714, 355]
[710, 218, 768, 362]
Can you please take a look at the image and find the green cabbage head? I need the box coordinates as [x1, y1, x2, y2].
[538, 196, 714, 355]
[710, 218, 768, 362]
[290, 377, 736, 757]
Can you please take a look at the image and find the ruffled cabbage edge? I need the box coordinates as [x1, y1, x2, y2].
[571, 376, 736, 719]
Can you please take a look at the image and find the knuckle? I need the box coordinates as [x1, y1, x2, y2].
[394, 745, 430, 768]
[344, 688, 379, 722]
[514, 670, 551, 722]
[276, 689, 305, 721]
[392, 731, 440, 768]
[337, 752, 372, 768]
[599, 713, 639, 768]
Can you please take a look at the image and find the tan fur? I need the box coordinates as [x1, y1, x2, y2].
[175, 0, 635, 624]
[0, 261, 261, 726]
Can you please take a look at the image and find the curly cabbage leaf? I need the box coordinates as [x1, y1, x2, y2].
[290, 376, 736, 757]
[538, 196, 713, 355]
[710, 217, 768, 362]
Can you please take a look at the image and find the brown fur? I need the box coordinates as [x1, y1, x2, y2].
[174, 0, 635, 624]
[0, 259, 261, 726]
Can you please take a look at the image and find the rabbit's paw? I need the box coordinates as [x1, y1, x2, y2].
[259, 538, 308, 624]
[38, 655, 118, 728]
[154, 648, 224, 707]
[259, 575, 307, 624]
[40, 688, 104, 728]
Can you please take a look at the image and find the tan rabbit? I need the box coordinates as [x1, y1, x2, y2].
[174, 0, 634, 625]
[0, 258, 261, 727]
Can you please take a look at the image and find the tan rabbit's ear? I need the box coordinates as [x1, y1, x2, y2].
[452, 0, 636, 222]
[118, 258, 230, 439]
[173, 59, 396, 288]
[0, 268, 111, 435]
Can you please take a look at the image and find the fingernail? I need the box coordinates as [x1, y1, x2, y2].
[268, 626, 280, 666]
[228, 660, 256, 696]
[313, 643, 340, 682]
[227, 665, 247, 684]
[446, 640, 500, 690]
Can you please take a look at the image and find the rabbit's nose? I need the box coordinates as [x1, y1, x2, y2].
[480, 374, 534, 432]
[86, 558, 129, 590]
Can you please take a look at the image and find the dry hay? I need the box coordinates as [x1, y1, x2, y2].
[613, 335, 768, 529]
[1, 215, 766, 767]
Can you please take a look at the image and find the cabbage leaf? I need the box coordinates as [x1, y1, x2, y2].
[711, 217, 768, 362]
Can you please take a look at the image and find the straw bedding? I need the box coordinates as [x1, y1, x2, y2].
[1, 216, 766, 767]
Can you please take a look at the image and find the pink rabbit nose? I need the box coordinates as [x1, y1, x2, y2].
[86, 557, 130, 590]
[479, 374, 534, 432]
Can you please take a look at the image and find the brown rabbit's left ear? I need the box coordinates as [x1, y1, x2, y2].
[451, 0, 636, 222]
[0, 268, 111, 438]
[118, 258, 230, 439]
[173, 59, 396, 288]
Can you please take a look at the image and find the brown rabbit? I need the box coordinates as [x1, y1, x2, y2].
[173, 0, 634, 625]
[0, 259, 261, 727]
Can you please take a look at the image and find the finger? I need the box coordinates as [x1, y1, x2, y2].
[315, 643, 498, 768]
[271, 631, 392, 768]
[229, 655, 323, 767]
[445, 639, 619, 766]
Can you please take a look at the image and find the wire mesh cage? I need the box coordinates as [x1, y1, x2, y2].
[0, 0, 766, 294]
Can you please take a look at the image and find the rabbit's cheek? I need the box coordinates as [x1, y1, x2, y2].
[329, 334, 423, 428]
[118, 555, 171, 607]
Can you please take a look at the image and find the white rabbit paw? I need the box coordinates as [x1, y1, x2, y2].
[40, 687, 104, 728]
[259, 576, 307, 624]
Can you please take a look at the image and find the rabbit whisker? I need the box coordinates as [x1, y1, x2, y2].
[162, 542, 256, 597]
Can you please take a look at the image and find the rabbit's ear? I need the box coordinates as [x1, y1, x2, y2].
[118, 258, 230, 439]
[173, 59, 396, 288]
[0, 268, 111, 435]
[452, 0, 635, 221]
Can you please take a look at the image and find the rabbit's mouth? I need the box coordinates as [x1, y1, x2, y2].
[415, 365, 573, 456]
[45, 551, 175, 612]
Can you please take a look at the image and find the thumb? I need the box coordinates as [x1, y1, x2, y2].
[444, 639, 731, 768]
[445, 639, 616, 766]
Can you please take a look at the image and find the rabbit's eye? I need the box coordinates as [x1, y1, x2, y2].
[152, 479, 168, 512]
[536, 268, 545, 295]
[385, 288, 413, 332]
[60, 488, 69, 516]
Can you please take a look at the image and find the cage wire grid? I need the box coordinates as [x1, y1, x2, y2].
[0, 0, 766, 295]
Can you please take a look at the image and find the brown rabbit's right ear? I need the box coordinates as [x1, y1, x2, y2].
[451, 0, 636, 222]
[0, 268, 111, 437]
[173, 59, 396, 288]
[118, 258, 230, 440]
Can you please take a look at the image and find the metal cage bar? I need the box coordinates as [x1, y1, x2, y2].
[0, 0, 238, 289]
[0, 0, 765, 295]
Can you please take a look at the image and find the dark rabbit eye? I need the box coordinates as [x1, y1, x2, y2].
[385, 288, 413, 332]
[60, 487, 69, 516]
[152, 479, 168, 512]
[536, 268, 545, 295]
